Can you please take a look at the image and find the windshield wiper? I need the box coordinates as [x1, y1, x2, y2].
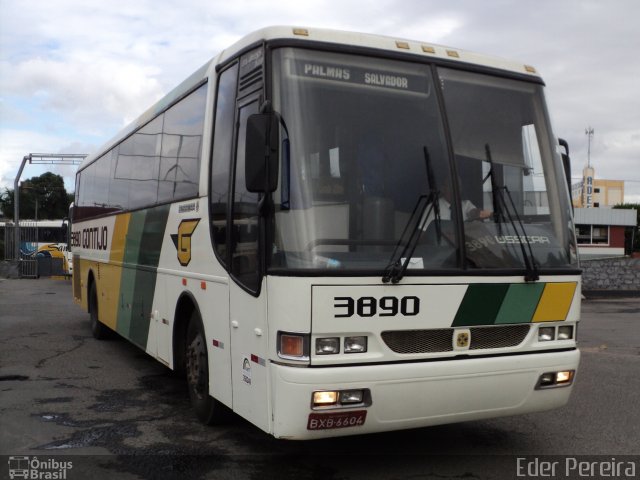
[484, 144, 539, 282]
[483, 144, 503, 226]
[383, 147, 440, 284]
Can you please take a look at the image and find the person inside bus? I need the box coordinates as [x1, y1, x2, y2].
[438, 182, 491, 222]
[421, 181, 491, 240]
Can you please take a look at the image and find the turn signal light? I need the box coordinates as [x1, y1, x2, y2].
[277, 331, 309, 360]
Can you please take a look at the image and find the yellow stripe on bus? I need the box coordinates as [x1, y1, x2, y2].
[532, 282, 577, 322]
[100, 213, 131, 330]
[110, 213, 131, 263]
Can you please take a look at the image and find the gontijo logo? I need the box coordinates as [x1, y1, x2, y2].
[171, 219, 200, 266]
[70, 226, 109, 250]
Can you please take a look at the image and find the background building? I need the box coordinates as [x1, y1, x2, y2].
[574, 208, 637, 259]
[572, 165, 624, 208]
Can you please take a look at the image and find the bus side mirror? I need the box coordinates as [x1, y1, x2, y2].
[245, 113, 279, 193]
[558, 138, 571, 195]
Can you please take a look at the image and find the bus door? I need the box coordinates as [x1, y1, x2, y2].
[228, 95, 270, 432]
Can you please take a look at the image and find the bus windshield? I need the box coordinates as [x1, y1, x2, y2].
[269, 48, 577, 273]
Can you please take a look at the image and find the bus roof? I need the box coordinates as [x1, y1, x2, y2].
[80, 25, 542, 170]
[219, 26, 541, 78]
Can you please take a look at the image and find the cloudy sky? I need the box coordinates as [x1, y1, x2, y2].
[1, 0, 639, 201]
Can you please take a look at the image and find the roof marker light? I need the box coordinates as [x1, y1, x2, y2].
[446, 49, 460, 58]
[293, 28, 309, 36]
[421, 45, 436, 54]
[525, 65, 537, 73]
[395, 41, 410, 50]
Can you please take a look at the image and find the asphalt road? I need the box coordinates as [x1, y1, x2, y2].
[1, 278, 638, 480]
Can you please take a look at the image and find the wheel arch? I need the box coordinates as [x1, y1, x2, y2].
[173, 290, 203, 376]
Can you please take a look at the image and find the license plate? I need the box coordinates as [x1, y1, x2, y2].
[307, 410, 367, 430]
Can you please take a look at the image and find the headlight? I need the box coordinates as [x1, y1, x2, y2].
[344, 336, 368, 353]
[558, 325, 574, 340]
[538, 326, 555, 342]
[316, 337, 340, 355]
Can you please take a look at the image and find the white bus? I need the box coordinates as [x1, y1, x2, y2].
[72, 26, 580, 439]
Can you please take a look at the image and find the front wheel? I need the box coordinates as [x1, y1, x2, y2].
[186, 312, 229, 424]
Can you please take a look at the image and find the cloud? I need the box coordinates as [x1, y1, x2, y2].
[1, 55, 164, 132]
[1, 0, 639, 205]
[0, 129, 88, 192]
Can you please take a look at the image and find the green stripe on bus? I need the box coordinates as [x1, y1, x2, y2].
[129, 205, 170, 347]
[117, 205, 171, 348]
[116, 210, 146, 339]
[494, 283, 546, 324]
[452, 284, 510, 327]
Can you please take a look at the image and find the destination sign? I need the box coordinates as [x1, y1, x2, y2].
[291, 60, 430, 94]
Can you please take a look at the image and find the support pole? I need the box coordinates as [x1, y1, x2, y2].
[13, 155, 30, 261]
[11, 153, 86, 268]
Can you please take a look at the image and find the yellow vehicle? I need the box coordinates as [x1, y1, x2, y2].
[35, 243, 72, 276]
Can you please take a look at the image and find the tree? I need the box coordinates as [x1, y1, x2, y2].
[0, 172, 73, 220]
[613, 203, 640, 253]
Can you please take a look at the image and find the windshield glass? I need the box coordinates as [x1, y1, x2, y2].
[268, 48, 576, 273]
[438, 68, 577, 269]
[270, 48, 456, 271]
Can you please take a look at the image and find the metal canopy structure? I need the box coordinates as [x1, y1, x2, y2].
[12, 153, 86, 273]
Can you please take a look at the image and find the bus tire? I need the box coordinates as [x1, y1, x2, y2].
[186, 312, 228, 424]
[89, 281, 110, 340]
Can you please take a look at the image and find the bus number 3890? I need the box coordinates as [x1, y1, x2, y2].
[334, 296, 420, 318]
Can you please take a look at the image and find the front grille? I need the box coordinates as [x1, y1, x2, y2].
[381, 324, 531, 354]
[381, 329, 453, 354]
[469, 324, 530, 350]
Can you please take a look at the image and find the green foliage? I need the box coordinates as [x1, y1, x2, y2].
[0, 172, 73, 220]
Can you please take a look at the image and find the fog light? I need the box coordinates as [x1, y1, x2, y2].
[344, 336, 367, 353]
[556, 370, 573, 384]
[539, 372, 555, 387]
[339, 389, 364, 404]
[313, 391, 338, 406]
[538, 326, 555, 342]
[558, 326, 573, 340]
[536, 370, 575, 389]
[316, 337, 340, 355]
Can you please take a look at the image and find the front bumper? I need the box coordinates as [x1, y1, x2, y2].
[270, 348, 580, 439]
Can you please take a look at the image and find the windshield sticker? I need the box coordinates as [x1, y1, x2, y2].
[291, 60, 430, 94]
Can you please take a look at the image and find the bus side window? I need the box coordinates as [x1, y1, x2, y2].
[211, 63, 239, 267]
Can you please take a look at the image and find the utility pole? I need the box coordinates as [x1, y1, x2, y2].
[585, 126, 594, 168]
